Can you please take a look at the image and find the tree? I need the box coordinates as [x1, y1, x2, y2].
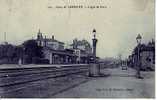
[73, 38, 78, 49]
[82, 39, 92, 52]
[23, 39, 43, 63]
[6, 44, 15, 62]
[117, 53, 122, 66]
[0, 44, 19, 64]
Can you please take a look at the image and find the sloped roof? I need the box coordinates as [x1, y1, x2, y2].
[43, 38, 64, 44]
[43, 47, 75, 56]
[43, 46, 90, 57]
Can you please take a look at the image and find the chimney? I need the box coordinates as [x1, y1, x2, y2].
[52, 35, 54, 40]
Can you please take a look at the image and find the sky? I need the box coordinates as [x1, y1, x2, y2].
[0, 0, 155, 59]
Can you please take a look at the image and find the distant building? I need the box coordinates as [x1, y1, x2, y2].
[128, 39, 155, 71]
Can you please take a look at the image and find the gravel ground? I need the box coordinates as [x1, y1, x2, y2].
[0, 72, 91, 98]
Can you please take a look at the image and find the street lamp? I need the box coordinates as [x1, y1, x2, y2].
[88, 29, 100, 77]
[93, 29, 96, 39]
[92, 29, 98, 63]
[136, 34, 143, 79]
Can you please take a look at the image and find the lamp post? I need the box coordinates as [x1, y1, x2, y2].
[136, 34, 143, 79]
[92, 29, 98, 63]
[88, 29, 100, 77]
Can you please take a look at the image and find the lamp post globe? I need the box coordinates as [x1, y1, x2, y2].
[93, 29, 96, 39]
[92, 29, 97, 62]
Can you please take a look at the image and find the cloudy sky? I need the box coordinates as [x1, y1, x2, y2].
[0, 0, 155, 58]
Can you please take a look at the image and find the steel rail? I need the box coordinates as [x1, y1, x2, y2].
[0, 66, 89, 87]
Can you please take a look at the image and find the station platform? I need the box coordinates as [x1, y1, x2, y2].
[0, 64, 88, 70]
[54, 67, 155, 98]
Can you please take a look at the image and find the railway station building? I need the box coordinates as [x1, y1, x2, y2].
[36, 30, 92, 64]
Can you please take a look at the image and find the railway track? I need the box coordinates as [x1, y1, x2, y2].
[0, 64, 89, 87]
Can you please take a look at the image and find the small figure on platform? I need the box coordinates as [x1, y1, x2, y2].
[18, 58, 22, 66]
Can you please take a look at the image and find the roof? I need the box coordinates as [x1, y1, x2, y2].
[43, 47, 75, 56]
[37, 38, 64, 44]
[43, 47, 90, 57]
[46, 39, 64, 44]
